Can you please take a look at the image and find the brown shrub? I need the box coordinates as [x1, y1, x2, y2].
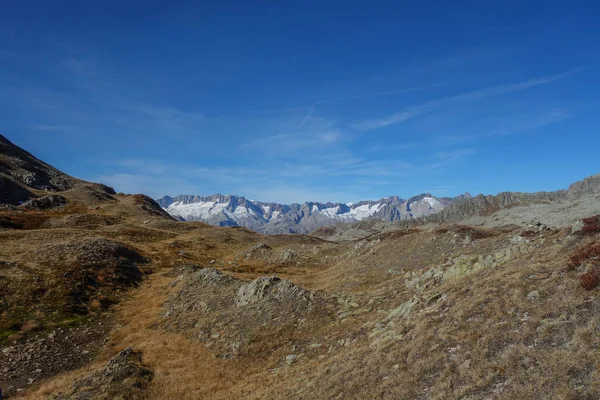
[520, 230, 538, 238]
[579, 270, 600, 290]
[567, 242, 600, 270]
[580, 215, 600, 235]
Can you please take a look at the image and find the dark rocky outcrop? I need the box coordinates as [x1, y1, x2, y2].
[20, 194, 68, 210]
[0, 134, 116, 205]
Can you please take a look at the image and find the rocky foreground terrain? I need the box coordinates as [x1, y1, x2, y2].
[1, 133, 599, 399]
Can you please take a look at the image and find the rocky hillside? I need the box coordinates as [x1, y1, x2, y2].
[2, 135, 600, 399]
[157, 192, 469, 234]
[314, 174, 600, 242]
[0, 134, 115, 205]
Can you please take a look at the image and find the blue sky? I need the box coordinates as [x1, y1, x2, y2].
[1, 1, 599, 203]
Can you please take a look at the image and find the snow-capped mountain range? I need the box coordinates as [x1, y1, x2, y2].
[156, 192, 471, 234]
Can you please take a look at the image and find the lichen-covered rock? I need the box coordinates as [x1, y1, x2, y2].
[388, 297, 419, 320]
[443, 255, 484, 280]
[242, 243, 274, 260]
[235, 276, 312, 307]
[54, 347, 153, 400]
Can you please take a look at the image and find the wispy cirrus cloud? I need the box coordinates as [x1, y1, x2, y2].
[430, 148, 476, 168]
[239, 115, 344, 157]
[439, 108, 572, 144]
[116, 103, 207, 137]
[11, 56, 209, 142]
[434, 148, 476, 161]
[352, 68, 585, 130]
[30, 124, 75, 132]
[297, 81, 457, 128]
[62, 56, 98, 75]
[97, 152, 418, 202]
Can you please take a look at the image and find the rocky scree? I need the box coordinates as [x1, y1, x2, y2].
[0, 316, 112, 398]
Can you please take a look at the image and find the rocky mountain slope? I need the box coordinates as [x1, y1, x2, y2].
[313, 174, 600, 242]
[422, 174, 600, 223]
[157, 192, 470, 234]
[0, 135, 116, 205]
[2, 134, 600, 399]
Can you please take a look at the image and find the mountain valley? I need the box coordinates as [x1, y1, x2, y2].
[1, 133, 599, 399]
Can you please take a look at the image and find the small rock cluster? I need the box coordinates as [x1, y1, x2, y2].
[54, 347, 153, 400]
[235, 276, 312, 307]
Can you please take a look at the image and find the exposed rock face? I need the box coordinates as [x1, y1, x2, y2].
[235, 276, 312, 307]
[0, 134, 116, 205]
[0, 175, 35, 204]
[567, 174, 600, 198]
[54, 347, 153, 400]
[404, 174, 600, 226]
[241, 243, 275, 260]
[0, 135, 80, 193]
[433, 191, 565, 221]
[20, 194, 68, 209]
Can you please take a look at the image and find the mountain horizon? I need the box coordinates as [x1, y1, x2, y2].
[156, 192, 469, 234]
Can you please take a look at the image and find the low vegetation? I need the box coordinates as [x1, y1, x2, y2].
[2, 135, 600, 399]
[567, 241, 600, 270]
[580, 269, 600, 290]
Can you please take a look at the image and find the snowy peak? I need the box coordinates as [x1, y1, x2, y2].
[156, 192, 467, 234]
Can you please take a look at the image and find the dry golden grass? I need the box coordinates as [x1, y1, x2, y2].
[6, 192, 600, 400]
[22, 274, 245, 399]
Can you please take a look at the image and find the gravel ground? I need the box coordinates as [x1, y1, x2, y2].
[0, 315, 113, 398]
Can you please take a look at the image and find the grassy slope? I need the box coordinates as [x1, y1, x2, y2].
[13, 204, 600, 399]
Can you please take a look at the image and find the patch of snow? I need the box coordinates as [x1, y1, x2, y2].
[233, 205, 255, 218]
[166, 201, 228, 220]
[423, 197, 441, 208]
[321, 206, 341, 218]
[324, 203, 383, 221]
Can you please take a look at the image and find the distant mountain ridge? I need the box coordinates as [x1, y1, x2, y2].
[416, 174, 600, 224]
[156, 192, 471, 234]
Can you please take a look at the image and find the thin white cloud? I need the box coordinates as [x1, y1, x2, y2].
[102, 153, 418, 202]
[115, 103, 207, 138]
[30, 124, 74, 132]
[297, 81, 457, 128]
[61, 56, 98, 76]
[95, 173, 200, 199]
[353, 68, 585, 130]
[429, 148, 476, 168]
[239, 115, 343, 156]
[440, 109, 572, 144]
[434, 148, 476, 161]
